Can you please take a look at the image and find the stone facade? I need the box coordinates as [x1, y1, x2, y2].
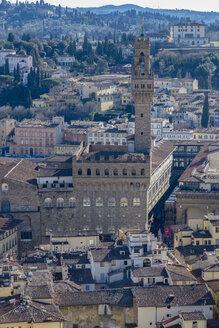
[0, 159, 40, 255]
[39, 33, 154, 237]
[131, 36, 154, 155]
[0, 32, 176, 252]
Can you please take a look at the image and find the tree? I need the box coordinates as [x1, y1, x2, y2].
[14, 63, 20, 82]
[7, 32, 15, 43]
[96, 41, 103, 56]
[83, 33, 92, 56]
[95, 58, 108, 74]
[4, 59, 9, 75]
[67, 41, 76, 56]
[42, 78, 61, 89]
[201, 94, 209, 128]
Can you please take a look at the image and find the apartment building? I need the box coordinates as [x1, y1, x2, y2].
[9, 117, 65, 157]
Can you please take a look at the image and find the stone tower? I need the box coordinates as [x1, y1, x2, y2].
[132, 24, 154, 155]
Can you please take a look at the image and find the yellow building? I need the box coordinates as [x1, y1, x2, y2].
[0, 217, 20, 257]
[54, 288, 134, 328]
[122, 93, 132, 106]
[174, 214, 219, 251]
[162, 311, 207, 328]
[54, 143, 81, 156]
[32, 94, 55, 109]
[202, 264, 219, 281]
[166, 264, 197, 285]
[205, 280, 219, 320]
[193, 128, 219, 141]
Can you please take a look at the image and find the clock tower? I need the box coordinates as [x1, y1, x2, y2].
[132, 23, 154, 154]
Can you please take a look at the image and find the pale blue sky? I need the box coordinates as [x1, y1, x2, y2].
[46, 0, 219, 11]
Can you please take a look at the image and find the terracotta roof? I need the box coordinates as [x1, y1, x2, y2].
[132, 284, 214, 307]
[151, 140, 175, 173]
[180, 311, 206, 321]
[204, 264, 219, 272]
[0, 159, 38, 185]
[25, 285, 52, 300]
[206, 280, 219, 293]
[0, 300, 64, 324]
[69, 268, 95, 285]
[91, 246, 130, 262]
[179, 144, 209, 183]
[0, 158, 19, 179]
[56, 288, 133, 307]
[167, 264, 197, 282]
[0, 218, 21, 235]
[132, 266, 168, 278]
[176, 245, 215, 256]
[192, 230, 212, 239]
[53, 280, 82, 293]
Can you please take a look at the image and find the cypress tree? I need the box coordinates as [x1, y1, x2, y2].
[16, 63, 20, 82]
[4, 59, 9, 75]
[201, 94, 209, 128]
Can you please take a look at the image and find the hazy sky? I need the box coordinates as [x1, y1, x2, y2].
[45, 0, 219, 11]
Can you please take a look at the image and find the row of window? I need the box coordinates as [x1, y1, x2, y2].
[2, 237, 17, 253]
[44, 197, 141, 208]
[134, 83, 152, 89]
[20, 138, 54, 146]
[77, 168, 145, 176]
[19, 131, 53, 137]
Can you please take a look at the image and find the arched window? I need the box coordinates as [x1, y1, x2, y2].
[87, 168, 91, 176]
[69, 197, 76, 208]
[136, 183, 141, 191]
[22, 198, 30, 210]
[96, 169, 100, 176]
[113, 169, 118, 176]
[132, 169, 136, 176]
[120, 197, 128, 207]
[1, 200, 10, 213]
[78, 169, 82, 176]
[108, 198, 116, 207]
[57, 198, 64, 208]
[123, 169, 127, 176]
[139, 52, 145, 75]
[96, 197, 103, 207]
[105, 169, 109, 176]
[141, 168, 145, 176]
[1, 183, 8, 192]
[133, 198, 141, 207]
[83, 198, 91, 207]
[44, 198, 52, 208]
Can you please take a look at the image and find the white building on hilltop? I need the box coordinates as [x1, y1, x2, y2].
[6, 54, 33, 74]
[170, 21, 209, 46]
[0, 49, 16, 67]
[0, 50, 33, 84]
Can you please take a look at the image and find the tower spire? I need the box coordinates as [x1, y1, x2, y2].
[140, 16, 144, 37]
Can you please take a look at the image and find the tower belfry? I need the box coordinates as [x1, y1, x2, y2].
[132, 22, 154, 154]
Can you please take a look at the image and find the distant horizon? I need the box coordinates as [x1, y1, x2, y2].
[9, 0, 219, 12]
